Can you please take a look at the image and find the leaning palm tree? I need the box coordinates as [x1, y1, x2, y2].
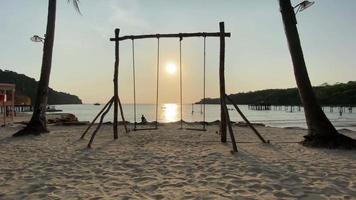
[14, 0, 81, 137]
[279, 0, 356, 149]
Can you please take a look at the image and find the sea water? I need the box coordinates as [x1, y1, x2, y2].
[55, 104, 356, 131]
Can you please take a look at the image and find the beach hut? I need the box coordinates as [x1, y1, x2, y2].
[14, 93, 32, 112]
[0, 83, 15, 126]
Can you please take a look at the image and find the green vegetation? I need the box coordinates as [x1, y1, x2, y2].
[197, 81, 356, 106]
[0, 69, 82, 105]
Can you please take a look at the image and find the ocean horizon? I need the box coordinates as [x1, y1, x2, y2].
[52, 104, 356, 131]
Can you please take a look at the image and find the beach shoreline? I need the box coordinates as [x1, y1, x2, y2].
[4, 112, 356, 133]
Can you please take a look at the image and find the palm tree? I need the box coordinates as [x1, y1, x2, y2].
[13, 0, 80, 137]
[279, 0, 356, 149]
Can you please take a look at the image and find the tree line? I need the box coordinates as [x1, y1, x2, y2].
[0, 69, 82, 105]
[197, 81, 356, 106]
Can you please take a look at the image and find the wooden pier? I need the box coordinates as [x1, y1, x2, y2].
[248, 103, 271, 111]
[247, 104, 353, 114]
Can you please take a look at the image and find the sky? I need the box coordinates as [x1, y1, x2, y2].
[1, 0, 356, 104]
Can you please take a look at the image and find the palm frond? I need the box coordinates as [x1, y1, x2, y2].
[68, 0, 82, 15]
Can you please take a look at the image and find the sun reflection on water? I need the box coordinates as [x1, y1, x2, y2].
[161, 103, 178, 122]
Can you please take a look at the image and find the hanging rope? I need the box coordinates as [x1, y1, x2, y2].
[179, 36, 206, 131]
[155, 38, 160, 129]
[132, 39, 137, 129]
[130, 35, 206, 131]
[203, 36, 206, 130]
[179, 36, 183, 129]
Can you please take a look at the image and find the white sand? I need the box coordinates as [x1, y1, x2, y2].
[0, 123, 355, 199]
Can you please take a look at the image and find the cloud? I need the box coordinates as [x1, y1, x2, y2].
[87, 0, 150, 40]
[108, 0, 150, 32]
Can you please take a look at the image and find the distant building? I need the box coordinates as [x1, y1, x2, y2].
[14, 93, 32, 106]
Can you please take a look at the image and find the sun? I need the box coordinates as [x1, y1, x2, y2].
[166, 63, 177, 75]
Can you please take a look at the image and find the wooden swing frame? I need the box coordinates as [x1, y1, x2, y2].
[81, 22, 267, 151]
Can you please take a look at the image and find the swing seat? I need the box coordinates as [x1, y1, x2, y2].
[185, 127, 207, 131]
[133, 127, 157, 131]
[133, 122, 158, 131]
[184, 120, 208, 131]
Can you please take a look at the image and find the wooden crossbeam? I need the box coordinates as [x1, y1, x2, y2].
[110, 32, 231, 41]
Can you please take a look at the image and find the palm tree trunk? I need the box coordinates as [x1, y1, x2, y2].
[13, 0, 56, 136]
[279, 0, 356, 149]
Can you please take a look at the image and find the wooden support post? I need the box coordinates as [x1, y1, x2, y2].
[113, 29, 120, 139]
[11, 89, 14, 122]
[225, 95, 267, 143]
[80, 97, 114, 139]
[219, 22, 227, 143]
[88, 100, 114, 148]
[224, 105, 238, 152]
[117, 95, 128, 133]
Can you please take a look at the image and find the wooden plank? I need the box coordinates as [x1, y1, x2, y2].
[133, 127, 158, 131]
[111, 32, 231, 41]
[185, 128, 207, 132]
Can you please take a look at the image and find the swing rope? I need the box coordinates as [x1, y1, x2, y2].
[132, 38, 160, 131]
[132, 39, 137, 129]
[155, 38, 160, 129]
[179, 36, 183, 129]
[203, 36, 206, 129]
[180, 36, 207, 131]
[132, 36, 205, 131]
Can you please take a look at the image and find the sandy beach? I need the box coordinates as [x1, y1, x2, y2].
[0, 123, 355, 199]
[2, 0, 356, 199]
